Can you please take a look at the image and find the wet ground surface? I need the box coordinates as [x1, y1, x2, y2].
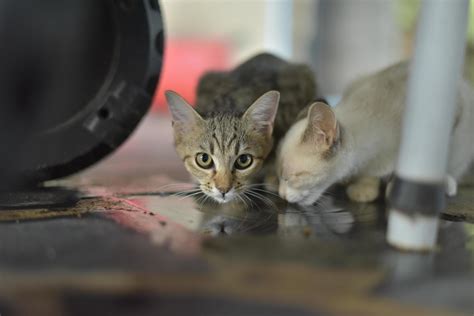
[0, 116, 473, 316]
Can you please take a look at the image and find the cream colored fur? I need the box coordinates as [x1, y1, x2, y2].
[277, 62, 474, 205]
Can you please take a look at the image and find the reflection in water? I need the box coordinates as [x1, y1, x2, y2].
[197, 197, 280, 236]
[190, 186, 474, 312]
[278, 201, 354, 239]
[194, 188, 356, 239]
[380, 222, 474, 313]
[183, 184, 474, 312]
[382, 222, 474, 281]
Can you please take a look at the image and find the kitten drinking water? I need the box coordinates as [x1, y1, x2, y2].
[166, 53, 316, 203]
[277, 62, 474, 205]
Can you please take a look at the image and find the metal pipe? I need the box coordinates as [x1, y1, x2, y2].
[387, 0, 470, 251]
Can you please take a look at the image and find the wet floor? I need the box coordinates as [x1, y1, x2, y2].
[0, 116, 473, 316]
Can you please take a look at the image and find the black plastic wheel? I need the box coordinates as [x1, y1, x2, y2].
[0, 0, 164, 186]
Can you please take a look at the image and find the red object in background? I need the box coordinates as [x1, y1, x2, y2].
[152, 39, 231, 112]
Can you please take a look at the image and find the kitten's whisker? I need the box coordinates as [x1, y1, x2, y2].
[234, 205, 248, 232]
[238, 193, 253, 210]
[195, 195, 208, 209]
[250, 196, 276, 211]
[320, 190, 336, 198]
[240, 193, 259, 211]
[171, 188, 201, 195]
[316, 192, 334, 205]
[247, 189, 278, 204]
[179, 191, 204, 200]
[155, 183, 197, 192]
[245, 191, 277, 210]
[250, 188, 281, 198]
[236, 194, 248, 209]
[170, 189, 202, 198]
[239, 185, 279, 203]
[244, 210, 276, 232]
[235, 199, 253, 232]
[195, 193, 214, 210]
[240, 183, 278, 191]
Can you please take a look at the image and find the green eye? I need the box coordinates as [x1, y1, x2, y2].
[196, 153, 213, 169]
[235, 154, 253, 170]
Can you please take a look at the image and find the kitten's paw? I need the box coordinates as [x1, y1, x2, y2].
[346, 177, 380, 203]
[446, 175, 457, 197]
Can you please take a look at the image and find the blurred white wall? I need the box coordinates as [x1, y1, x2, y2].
[161, 0, 267, 63]
[161, 0, 404, 95]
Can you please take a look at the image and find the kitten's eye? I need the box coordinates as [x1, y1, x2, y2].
[196, 153, 213, 169]
[235, 154, 253, 170]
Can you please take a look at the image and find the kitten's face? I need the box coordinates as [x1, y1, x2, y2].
[166, 91, 279, 203]
[277, 102, 341, 205]
[177, 116, 270, 203]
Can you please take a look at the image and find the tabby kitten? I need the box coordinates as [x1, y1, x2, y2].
[277, 61, 474, 205]
[166, 53, 316, 203]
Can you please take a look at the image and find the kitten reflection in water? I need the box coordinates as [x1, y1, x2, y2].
[278, 201, 355, 239]
[194, 192, 355, 238]
[197, 195, 281, 236]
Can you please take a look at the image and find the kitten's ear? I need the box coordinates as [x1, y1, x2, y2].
[165, 90, 203, 132]
[305, 102, 338, 147]
[243, 91, 280, 136]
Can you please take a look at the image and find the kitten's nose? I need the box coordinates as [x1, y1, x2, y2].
[217, 186, 230, 198]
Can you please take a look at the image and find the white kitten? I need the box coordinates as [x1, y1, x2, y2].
[277, 62, 474, 205]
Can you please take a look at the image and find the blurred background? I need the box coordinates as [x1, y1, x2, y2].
[153, 0, 474, 108]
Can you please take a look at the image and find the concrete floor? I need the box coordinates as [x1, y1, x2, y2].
[0, 115, 473, 316]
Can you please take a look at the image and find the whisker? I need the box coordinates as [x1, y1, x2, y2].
[194, 193, 215, 210]
[240, 193, 259, 211]
[178, 190, 204, 200]
[170, 189, 202, 198]
[234, 198, 252, 232]
[236, 194, 249, 209]
[243, 210, 276, 232]
[245, 191, 277, 210]
[247, 189, 277, 204]
[250, 188, 281, 198]
[239, 183, 278, 190]
[235, 196, 244, 208]
[171, 188, 201, 194]
[155, 182, 197, 192]
[194, 194, 208, 208]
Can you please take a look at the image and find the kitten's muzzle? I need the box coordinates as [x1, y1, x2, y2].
[211, 187, 236, 203]
[216, 186, 231, 198]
